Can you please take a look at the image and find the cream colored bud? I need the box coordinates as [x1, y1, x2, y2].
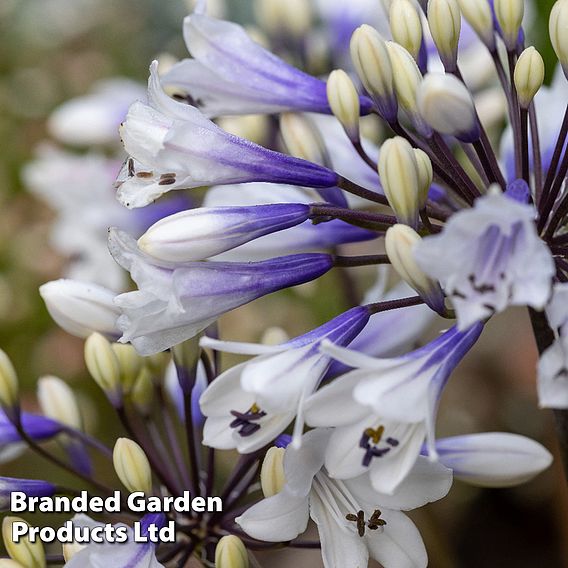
[62, 542, 86, 562]
[215, 535, 249, 568]
[550, 0, 568, 76]
[350, 25, 398, 121]
[280, 113, 329, 165]
[113, 438, 152, 494]
[514, 47, 545, 109]
[457, 0, 495, 49]
[84, 333, 122, 405]
[417, 73, 479, 142]
[385, 225, 445, 313]
[37, 376, 82, 430]
[260, 447, 286, 497]
[112, 343, 143, 394]
[0, 349, 18, 410]
[386, 41, 425, 128]
[494, 0, 524, 51]
[216, 114, 270, 146]
[390, 0, 423, 60]
[428, 0, 461, 69]
[131, 366, 154, 417]
[378, 137, 421, 229]
[146, 352, 170, 380]
[413, 148, 433, 208]
[327, 70, 361, 142]
[2, 517, 45, 568]
[254, 0, 311, 38]
[0, 561, 25, 568]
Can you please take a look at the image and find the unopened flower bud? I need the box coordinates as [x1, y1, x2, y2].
[0, 350, 19, 412]
[215, 535, 249, 568]
[39, 279, 119, 339]
[428, 0, 461, 70]
[111, 343, 143, 394]
[2, 517, 45, 568]
[131, 366, 154, 417]
[514, 47, 545, 109]
[457, 0, 495, 50]
[550, 0, 568, 78]
[417, 73, 480, 142]
[494, 0, 524, 51]
[435, 433, 552, 487]
[217, 114, 270, 146]
[37, 376, 82, 430]
[146, 352, 170, 380]
[390, 0, 423, 60]
[0, 560, 25, 568]
[113, 438, 152, 494]
[84, 333, 122, 406]
[260, 446, 286, 497]
[327, 70, 361, 142]
[378, 137, 421, 229]
[386, 41, 427, 133]
[139, 204, 310, 263]
[385, 224, 446, 313]
[414, 148, 433, 209]
[280, 113, 329, 165]
[254, 0, 312, 39]
[350, 25, 398, 122]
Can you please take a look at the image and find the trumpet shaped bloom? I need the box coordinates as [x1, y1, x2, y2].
[109, 229, 334, 355]
[415, 186, 554, 329]
[310, 324, 483, 493]
[161, 8, 373, 118]
[237, 429, 451, 568]
[115, 62, 339, 209]
[199, 307, 370, 453]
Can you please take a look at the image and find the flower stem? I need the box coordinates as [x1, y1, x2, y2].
[333, 254, 390, 268]
[365, 295, 424, 314]
[337, 176, 389, 206]
[528, 308, 568, 481]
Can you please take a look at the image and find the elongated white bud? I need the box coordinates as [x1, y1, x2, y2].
[0, 350, 19, 412]
[494, 0, 524, 51]
[428, 0, 461, 70]
[385, 224, 446, 313]
[37, 376, 82, 430]
[550, 0, 568, 78]
[417, 73, 480, 142]
[327, 70, 361, 142]
[436, 433, 553, 487]
[260, 447, 286, 497]
[254, 0, 312, 39]
[390, 0, 423, 60]
[280, 113, 329, 165]
[84, 333, 122, 406]
[113, 438, 152, 494]
[457, 0, 495, 50]
[2, 517, 45, 568]
[39, 279, 119, 339]
[350, 25, 398, 122]
[386, 41, 428, 133]
[0, 561, 25, 568]
[215, 535, 249, 568]
[378, 137, 421, 229]
[111, 343, 143, 394]
[514, 47, 545, 109]
[414, 148, 433, 209]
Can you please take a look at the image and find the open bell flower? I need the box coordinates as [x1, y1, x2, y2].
[109, 228, 334, 356]
[415, 184, 555, 330]
[237, 428, 452, 568]
[161, 5, 373, 118]
[199, 307, 370, 453]
[309, 324, 483, 494]
[115, 61, 339, 209]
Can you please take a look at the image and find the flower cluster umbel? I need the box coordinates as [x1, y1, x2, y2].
[5, 0, 568, 567]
